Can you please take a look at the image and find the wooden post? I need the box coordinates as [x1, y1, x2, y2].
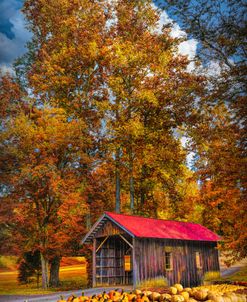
[132, 237, 137, 288]
[93, 238, 96, 287]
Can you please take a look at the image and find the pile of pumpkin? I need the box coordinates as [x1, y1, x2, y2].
[57, 283, 246, 302]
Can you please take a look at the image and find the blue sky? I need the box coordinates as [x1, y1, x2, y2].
[0, 0, 31, 72]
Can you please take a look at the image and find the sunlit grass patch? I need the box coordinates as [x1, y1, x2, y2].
[0, 263, 87, 295]
[137, 276, 168, 290]
[0, 256, 18, 271]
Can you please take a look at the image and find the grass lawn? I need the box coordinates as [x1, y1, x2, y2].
[0, 257, 87, 295]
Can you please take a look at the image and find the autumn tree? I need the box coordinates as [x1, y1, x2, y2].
[0, 73, 26, 255]
[100, 0, 203, 216]
[160, 0, 247, 263]
[0, 106, 93, 288]
[16, 0, 202, 218]
[190, 103, 247, 263]
[19, 0, 112, 218]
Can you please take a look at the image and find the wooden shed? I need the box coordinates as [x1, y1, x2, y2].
[82, 212, 220, 287]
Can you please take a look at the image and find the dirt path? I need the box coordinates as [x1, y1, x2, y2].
[0, 286, 132, 302]
[220, 258, 247, 277]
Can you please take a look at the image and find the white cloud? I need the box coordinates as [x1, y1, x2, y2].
[0, 3, 32, 69]
[178, 39, 198, 71]
[154, 5, 198, 72]
[0, 63, 15, 75]
[203, 60, 222, 77]
[180, 136, 195, 168]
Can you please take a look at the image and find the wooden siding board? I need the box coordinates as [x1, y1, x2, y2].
[95, 220, 125, 238]
[135, 238, 219, 287]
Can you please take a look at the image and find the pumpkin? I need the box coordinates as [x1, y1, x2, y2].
[181, 291, 190, 301]
[171, 295, 185, 302]
[188, 299, 198, 302]
[236, 294, 246, 302]
[81, 296, 89, 302]
[128, 293, 137, 301]
[143, 291, 153, 298]
[169, 287, 178, 295]
[161, 294, 172, 302]
[141, 294, 150, 302]
[223, 295, 234, 302]
[193, 290, 208, 301]
[174, 284, 184, 292]
[207, 294, 224, 302]
[136, 295, 142, 302]
[67, 294, 77, 302]
[121, 294, 130, 302]
[149, 292, 161, 301]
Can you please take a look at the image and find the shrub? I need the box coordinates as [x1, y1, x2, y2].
[18, 250, 41, 286]
[202, 271, 221, 284]
[137, 276, 168, 289]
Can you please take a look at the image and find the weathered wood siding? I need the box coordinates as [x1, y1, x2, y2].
[95, 220, 125, 238]
[135, 238, 219, 287]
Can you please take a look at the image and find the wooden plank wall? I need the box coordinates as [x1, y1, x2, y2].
[95, 220, 125, 238]
[135, 238, 219, 287]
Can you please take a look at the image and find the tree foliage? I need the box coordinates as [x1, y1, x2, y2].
[160, 0, 247, 263]
[0, 105, 92, 288]
[1, 0, 246, 290]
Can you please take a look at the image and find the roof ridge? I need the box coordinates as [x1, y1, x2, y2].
[105, 211, 203, 227]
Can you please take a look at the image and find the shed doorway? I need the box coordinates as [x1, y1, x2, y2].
[95, 235, 133, 286]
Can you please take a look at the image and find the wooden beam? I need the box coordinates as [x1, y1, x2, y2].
[132, 237, 137, 288]
[119, 234, 133, 249]
[92, 238, 96, 287]
[96, 236, 109, 253]
[81, 213, 107, 244]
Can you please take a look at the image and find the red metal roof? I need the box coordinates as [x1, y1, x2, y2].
[105, 212, 220, 242]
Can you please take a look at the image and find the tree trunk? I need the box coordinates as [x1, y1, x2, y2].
[115, 146, 121, 213]
[129, 144, 135, 212]
[128, 101, 134, 212]
[86, 246, 93, 288]
[49, 256, 61, 287]
[40, 252, 49, 289]
[140, 164, 146, 207]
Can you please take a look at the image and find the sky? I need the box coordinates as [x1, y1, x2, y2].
[0, 0, 32, 73]
[0, 0, 197, 74]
